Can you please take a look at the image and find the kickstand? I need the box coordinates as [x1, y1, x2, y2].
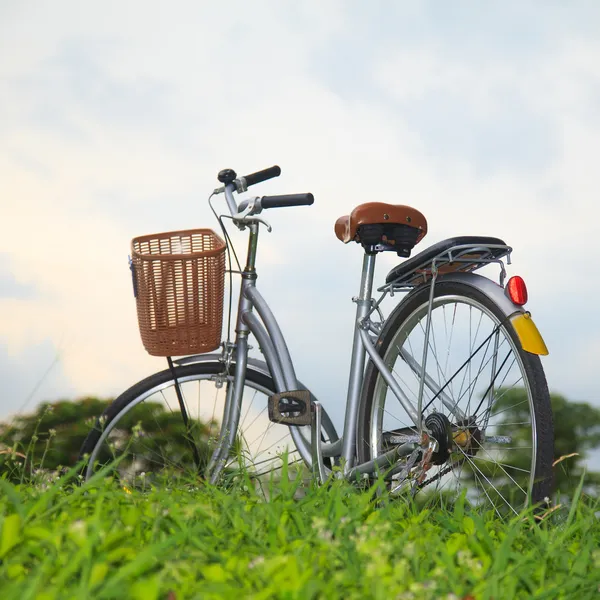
[311, 401, 328, 483]
[167, 357, 202, 472]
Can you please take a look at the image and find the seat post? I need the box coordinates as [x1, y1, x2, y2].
[340, 250, 377, 471]
[357, 250, 377, 303]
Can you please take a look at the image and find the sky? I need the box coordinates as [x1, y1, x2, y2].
[2, 1, 600, 468]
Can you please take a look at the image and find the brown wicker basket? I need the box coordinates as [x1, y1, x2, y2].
[130, 229, 226, 357]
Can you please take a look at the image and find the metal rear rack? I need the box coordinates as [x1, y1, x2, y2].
[379, 243, 513, 293]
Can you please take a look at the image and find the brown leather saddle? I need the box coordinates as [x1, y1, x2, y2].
[334, 202, 428, 257]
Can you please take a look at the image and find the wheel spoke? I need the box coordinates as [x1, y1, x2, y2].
[367, 286, 549, 515]
[458, 308, 484, 404]
[418, 318, 447, 405]
[82, 365, 337, 486]
[456, 446, 520, 515]
[471, 453, 531, 475]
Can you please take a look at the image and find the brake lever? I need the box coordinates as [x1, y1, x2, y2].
[232, 196, 265, 219]
[231, 197, 271, 231]
[239, 215, 272, 232]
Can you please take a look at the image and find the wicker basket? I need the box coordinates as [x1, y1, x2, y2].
[130, 229, 226, 357]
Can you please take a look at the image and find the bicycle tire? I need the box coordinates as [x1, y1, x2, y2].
[79, 361, 338, 485]
[358, 281, 554, 515]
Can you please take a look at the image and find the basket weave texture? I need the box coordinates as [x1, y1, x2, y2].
[131, 229, 226, 357]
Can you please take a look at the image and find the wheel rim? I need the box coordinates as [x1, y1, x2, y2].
[370, 294, 538, 516]
[85, 371, 315, 485]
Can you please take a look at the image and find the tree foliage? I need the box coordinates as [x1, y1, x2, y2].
[549, 392, 600, 494]
[1, 390, 599, 498]
[0, 397, 111, 478]
[0, 397, 211, 482]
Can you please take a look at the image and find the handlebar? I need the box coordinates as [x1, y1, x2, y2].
[261, 193, 314, 209]
[217, 165, 314, 221]
[243, 165, 281, 188]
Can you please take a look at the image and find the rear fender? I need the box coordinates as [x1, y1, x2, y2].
[402, 272, 548, 355]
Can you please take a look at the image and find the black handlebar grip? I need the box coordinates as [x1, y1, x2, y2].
[261, 193, 314, 209]
[243, 165, 282, 187]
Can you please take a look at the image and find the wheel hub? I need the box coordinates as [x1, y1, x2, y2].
[424, 413, 453, 465]
[424, 413, 483, 465]
[454, 417, 483, 457]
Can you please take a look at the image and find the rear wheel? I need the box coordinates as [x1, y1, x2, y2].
[358, 281, 554, 516]
[79, 361, 338, 487]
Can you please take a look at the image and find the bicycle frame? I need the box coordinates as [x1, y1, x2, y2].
[204, 181, 549, 484]
[205, 188, 427, 482]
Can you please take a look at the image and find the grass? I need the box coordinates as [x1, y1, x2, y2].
[0, 461, 599, 600]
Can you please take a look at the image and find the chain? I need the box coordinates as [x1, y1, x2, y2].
[416, 457, 467, 490]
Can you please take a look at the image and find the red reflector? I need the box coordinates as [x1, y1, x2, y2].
[506, 276, 528, 305]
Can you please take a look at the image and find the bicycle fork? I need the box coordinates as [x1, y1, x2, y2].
[206, 222, 311, 483]
[206, 225, 259, 482]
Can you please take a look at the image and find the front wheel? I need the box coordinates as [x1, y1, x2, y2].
[358, 281, 554, 516]
[79, 361, 338, 486]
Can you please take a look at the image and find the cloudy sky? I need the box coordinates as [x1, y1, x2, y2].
[2, 1, 600, 466]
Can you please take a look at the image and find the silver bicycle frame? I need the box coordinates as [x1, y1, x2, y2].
[208, 183, 507, 481]
[207, 184, 426, 480]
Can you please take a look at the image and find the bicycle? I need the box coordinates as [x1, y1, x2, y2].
[80, 165, 554, 516]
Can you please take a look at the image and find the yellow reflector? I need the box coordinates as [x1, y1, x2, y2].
[510, 313, 549, 355]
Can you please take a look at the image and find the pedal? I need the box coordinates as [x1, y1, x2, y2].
[268, 390, 312, 426]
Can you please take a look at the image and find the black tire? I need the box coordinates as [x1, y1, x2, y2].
[79, 361, 338, 485]
[358, 281, 554, 515]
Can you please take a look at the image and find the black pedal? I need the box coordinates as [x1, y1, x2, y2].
[268, 390, 312, 426]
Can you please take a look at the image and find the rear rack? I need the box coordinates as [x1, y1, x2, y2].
[379, 243, 512, 292]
